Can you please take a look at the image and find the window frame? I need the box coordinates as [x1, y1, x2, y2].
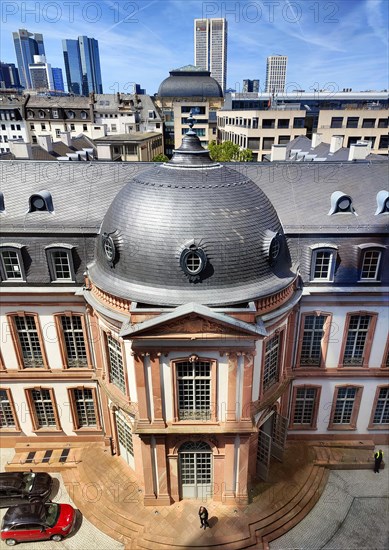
[328, 385, 363, 430]
[310, 246, 337, 282]
[339, 312, 377, 368]
[0, 388, 20, 431]
[25, 387, 61, 431]
[67, 386, 102, 431]
[7, 312, 49, 370]
[54, 312, 92, 369]
[261, 329, 285, 396]
[358, 246, 384, 282]
[171, 357, 217, 423]
[296, 312, 332, 368]
[289, 385, 321, 430]
[45, 245, 76, 282]
[104, 332, 129, 396]
[368, 385, 389, 430]
[0, 245, 26, 282]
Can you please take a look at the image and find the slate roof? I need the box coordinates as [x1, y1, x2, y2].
[158, 67, 223, 98]
[286, 136, 386, 162]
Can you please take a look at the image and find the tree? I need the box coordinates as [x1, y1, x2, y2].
[152, 154, 169, 162]
[208, 140, 253, 162]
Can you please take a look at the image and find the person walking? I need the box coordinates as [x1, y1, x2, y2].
[199, 506, 209, 530]
[374, 449, 384, 473]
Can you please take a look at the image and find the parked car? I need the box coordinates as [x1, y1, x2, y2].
[0, 472, 53, 508]
[1, 501, 76, 545]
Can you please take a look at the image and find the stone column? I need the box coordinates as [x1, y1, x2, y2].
[167, 454, 179, 503]
[236, 435, 249, 504]
[226, 353, 238, 422]
[140, 435, 156, 505]
[154, 436, 172, 505]
[150, 354, 165, 427]
[241, 354, 254, 421]
[222, 435, 237, 504]
[133, 355, 150, 425]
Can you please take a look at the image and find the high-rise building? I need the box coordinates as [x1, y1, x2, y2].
[194, 18, 227, 92]
[243, 79, 259, 93]
[13, 29, 45, 89]
[265, 55, 287, 93]
[51, 68, 65, 92]
[0, 62, 22, 89]
[29, 55, 54, 91]
[62, 36, 103, 96]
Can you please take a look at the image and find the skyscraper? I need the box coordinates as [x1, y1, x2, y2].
[63, 36, 103, 96]
[51, 68, 65, 92]
[29, 55, 54, 91]
[13, 29, 45, 89]
[0, 62, 22, 89]
[265, 55, 287, 93]
[194, 18, 227, 92]
[243, 79, 260, 93]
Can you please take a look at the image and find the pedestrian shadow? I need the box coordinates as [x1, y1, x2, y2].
[208, 516, 218, 528]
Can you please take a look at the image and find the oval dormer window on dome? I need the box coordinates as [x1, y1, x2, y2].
[180, 244, 207, 281]
[375, 190, 389, 215]
[102, 233, 117, 267]
[328, 191, 357, 215]
[28, 190, 54, 213]
[269, 233, 282, 264]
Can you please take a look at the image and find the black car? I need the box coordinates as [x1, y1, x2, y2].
[0, 472, 53, 508]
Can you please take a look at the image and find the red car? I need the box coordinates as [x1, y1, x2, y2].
[1, 501, 76, 546]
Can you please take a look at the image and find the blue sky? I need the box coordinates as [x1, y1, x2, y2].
[1, 0, 388, 95]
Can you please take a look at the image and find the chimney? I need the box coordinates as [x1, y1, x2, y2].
[37, 134, 53, 151]
[348, 141, 371, 161]
[270, 144, 287, 161]
[59, 131, 72, 147]
[329, 135, 343, 153]
[311, 133, 322, 148]
[8, 139, 32, 159]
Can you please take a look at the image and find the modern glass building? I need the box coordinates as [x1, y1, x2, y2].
[12, 29, 45, 89]
[63, 36, 103, 96]
[194, 18, 227, 92]
[52, 68, 65, 92]
[0, 62, 22, 89]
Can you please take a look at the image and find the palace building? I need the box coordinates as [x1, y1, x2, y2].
[0, 125, 388, 506]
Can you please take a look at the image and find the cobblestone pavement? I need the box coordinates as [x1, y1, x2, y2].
[270, 446, 389, 550]
[0, 448, 124, 550]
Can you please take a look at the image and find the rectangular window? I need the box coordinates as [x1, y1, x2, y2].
[278, 135, 291, 145]
[262, 119, 275, 129]
[60, 315, 88, 367]
[262, 137, 275, 150]
[330, 117, 343, 128]
[30, 124, 35, 130]
[0, 249, 23, 280]
[107, 335, 126, 393]
[277, 119, 290, 129]
[263, 333, 281, 391]
[14, 315, 44, 368]
[293, 117, 305, 128]
[71, 388, 98, 428]
[300, 315, 327, 366]
[70, 124, 75, 131]
[346, 117, 359, 128]
[41, 124, 46, 130]
[362, 118, 375, 128]
[292, 387, 318, 426]
[48, 249, 73, 281]
[379, 135, 388, 149]
[331, 387, 358, 425]
[0, 389, 17, 428]
[55, 129, 61, 137]
[83, 124, 87, 131]
[372, 387, 389, 424]
[29, 388, 57, 428]
[360, 250, 381, 280]
[176, 360, 211, 420]
[378, 118, 388, 128]
[343, 315, 371, 366]
[311, 249, 335, 281]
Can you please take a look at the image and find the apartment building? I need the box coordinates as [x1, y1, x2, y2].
[0, 95, 28, 153]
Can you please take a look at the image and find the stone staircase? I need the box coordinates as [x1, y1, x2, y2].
[5, 442, 86, 472]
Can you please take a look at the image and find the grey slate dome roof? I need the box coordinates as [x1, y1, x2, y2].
[89, 133, 296, 307]
[158, 65, 223, 98]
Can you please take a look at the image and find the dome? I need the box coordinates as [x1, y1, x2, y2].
[89, 133, 296, 307]
[157, 65, 223, 98]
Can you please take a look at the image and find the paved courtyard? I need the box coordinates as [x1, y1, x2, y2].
[270, 445, 389, 550]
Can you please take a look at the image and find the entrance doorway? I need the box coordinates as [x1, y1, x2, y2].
[256, 410, 288, 480]
[179, 441, 212, 499]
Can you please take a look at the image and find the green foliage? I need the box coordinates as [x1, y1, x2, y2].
[152, 154, 169, 162]
[208, 140, 253, 162]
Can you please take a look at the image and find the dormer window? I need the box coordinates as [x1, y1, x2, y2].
[359, 245, 385, 282]
[0, 192, 4, 213]
[67, 110, 75, 119]
[80, 111, 88, 120]
[45, 245, 76, 282]
[28, 191, 54, 213]
[328, 191, 356, 215]
[268, 233, 283, 265]
[27, 110, 34, 119]
[38, 110, 45, 119]
[0, 245, 26, 281]
[180, 244, 207, 280]
[310, 245, 338, 282]
[375, 190, 389, 215]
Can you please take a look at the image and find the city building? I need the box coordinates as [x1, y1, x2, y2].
[0, 63, 22, 90]
[4, 131, 96, 161]
[265, 55, 287, 93]
[94, 132, 164, 161]
[218, 91, 388, 159]
[194, 18, 227, 91]
[0, 95, 28, 154]
[62, 36, 103, 96]
[0, 132, 387, 508]
[29, 55, 54, 92]
[156, 65, 224, 155]
[243, 79, 259, 93]
[51, 68, 65, 92]
[12, 29, 45, 89]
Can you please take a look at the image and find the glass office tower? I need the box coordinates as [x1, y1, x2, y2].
[63, 36, 103, 96]
[13, 29, 45, 89]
